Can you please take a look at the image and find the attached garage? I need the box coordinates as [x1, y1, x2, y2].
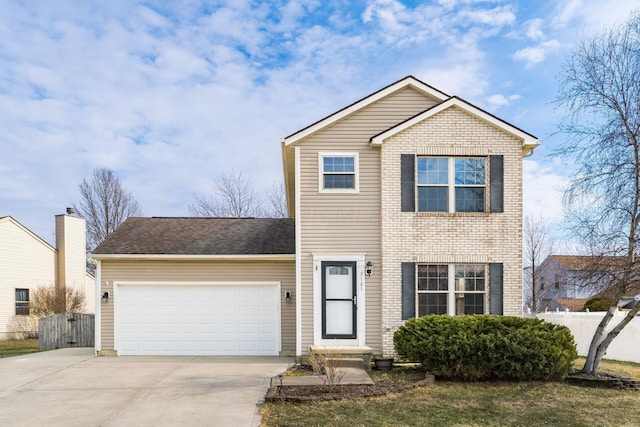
[93, 217, 296, 357]
[116, 282, 281, 356]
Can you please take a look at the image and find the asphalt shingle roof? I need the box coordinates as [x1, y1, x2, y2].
[92, 217, 295, 255]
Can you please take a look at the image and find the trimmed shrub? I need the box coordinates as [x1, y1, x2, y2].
[583, 295, 613, 312]
[394, 315, 577, 381]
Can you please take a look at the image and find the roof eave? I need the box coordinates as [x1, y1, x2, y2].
[283, 76, 449, 146]
[370, 96, 540, 156]
[91, 253, 296, 261]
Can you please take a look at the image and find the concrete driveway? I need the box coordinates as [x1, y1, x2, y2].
[0, 348, 292, 427]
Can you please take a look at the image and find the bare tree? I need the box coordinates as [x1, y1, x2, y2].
[10, 285, 87, 338]
[523, 216, 553, 313]
[189, 170, 265, 217]
[75, 168, 143, 250]
[554, 11, 640, 375]
[265, 179, 287, 218]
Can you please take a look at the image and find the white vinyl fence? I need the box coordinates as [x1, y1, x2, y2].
[538, 311, 640, 363]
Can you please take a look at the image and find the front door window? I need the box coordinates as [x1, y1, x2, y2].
[322, 261, 357, 339]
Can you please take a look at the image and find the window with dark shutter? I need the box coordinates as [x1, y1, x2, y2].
[401, 262, 416, 319]
[489, 155, 504, 213]
[401, 154, 415, 212]
[489, 263, 503, 315]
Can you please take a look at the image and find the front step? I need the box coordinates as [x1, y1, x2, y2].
[326, 357, 365, 369]
[307, 346, 373, 372]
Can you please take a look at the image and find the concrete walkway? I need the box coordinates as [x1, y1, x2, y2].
[277, 366, 374, 386]
[0, 348, 293, 427]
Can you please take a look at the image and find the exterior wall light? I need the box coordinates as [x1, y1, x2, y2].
[285, 290, 292, 302]
[366, 261, 373, 277]
[102, 291, 110, 304]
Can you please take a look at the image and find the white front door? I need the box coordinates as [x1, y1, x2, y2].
[322, 261, 357, 339]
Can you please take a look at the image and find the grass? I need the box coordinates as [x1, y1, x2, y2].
[0, 338, 40, 358]
[261, 359, 640, 427]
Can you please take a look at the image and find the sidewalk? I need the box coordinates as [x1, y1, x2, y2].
[275, 366, 374, 386]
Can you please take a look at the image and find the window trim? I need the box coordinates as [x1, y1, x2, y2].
[15, 288, 30, 316]
[318, 152, 360, 193]
[416, 156, 487, 213]
[416, 264, 487, 316]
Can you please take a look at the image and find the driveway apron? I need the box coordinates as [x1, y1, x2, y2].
[0, 348, 292, 427]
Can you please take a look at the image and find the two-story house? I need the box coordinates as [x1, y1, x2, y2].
[92, 76, 539, 357]
[536, 255, 640, 312]
[0, 210, 95, 339]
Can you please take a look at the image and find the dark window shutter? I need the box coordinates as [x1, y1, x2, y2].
[402, 262, 416, 320]
[489, 263, 503, 315]
[489, 155, 504, 213]
[401, 154, 415, 212]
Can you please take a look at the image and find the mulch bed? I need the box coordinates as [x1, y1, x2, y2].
[264, 365, 435, 402]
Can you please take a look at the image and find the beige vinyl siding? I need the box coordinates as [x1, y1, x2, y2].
[297, 87, 439, 354]
[55, 215, 95, 313]
[99, 259, 296, 355]
[0, 218, 57, 337]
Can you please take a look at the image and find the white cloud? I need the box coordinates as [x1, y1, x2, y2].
[523, 158, 568, 224]
[552, 0, 638, 30]
[524, 18, 545, 41]
[485, 93, 521, 110]
[513, 39, 561, 67]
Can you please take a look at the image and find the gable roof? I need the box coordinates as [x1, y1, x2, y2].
[92, 217, 295, 258]
[0, 215, 56, 252]
[370, 96, 540, 156]
[282, 75, 449, 146]
[549, 255, 626, 271]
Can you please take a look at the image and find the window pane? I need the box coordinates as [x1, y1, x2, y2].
[418, 264, 448, 291]
[455, 265, 485, 291]
[454, 158, 485, 185]
[324, 157, 354, 173]
[419, 293, 447, 315]
[15, 288, 29, 316]
[455, 187, 484, 212]
[324, 174, 355, 189]
[455, 293, 485, 315]
[417, 158, 448, 184]
[418, 187, 447, 212]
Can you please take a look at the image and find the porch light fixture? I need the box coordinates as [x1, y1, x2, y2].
[285, 291, 292, 302]
[102, 291, 110, 304]
[366, 261, 373, 277]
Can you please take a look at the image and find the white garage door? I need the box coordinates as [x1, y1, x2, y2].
[116, 283, 280, 356]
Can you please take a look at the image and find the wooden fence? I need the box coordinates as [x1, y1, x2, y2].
[38, 313, 95, 350]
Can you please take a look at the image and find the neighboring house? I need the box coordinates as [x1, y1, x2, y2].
[92, 76, 539, 357]
[0, 210, 95, 339]
[537, 255, 640, 312]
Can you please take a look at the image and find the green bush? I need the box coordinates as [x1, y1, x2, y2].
[583, 295, 613, 312]
[393, 315, 577, 381]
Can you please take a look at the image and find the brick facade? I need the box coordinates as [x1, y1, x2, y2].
[380, 106, 524, 355]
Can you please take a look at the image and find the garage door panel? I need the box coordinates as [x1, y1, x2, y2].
[117, 284, 280, 356]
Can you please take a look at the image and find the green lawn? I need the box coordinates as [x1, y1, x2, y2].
[261, 359, 640, 427]
[0, 339, 40, 358]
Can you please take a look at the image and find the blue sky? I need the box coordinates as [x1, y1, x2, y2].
[1, 0, 638, 245]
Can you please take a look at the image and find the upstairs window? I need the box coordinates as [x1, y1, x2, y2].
[417, 157, 486, 212]
[319, 152, 359, 193]
[15, 288, 29, 316]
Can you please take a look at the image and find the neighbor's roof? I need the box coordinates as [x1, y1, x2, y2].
[550, 255, 626, 270]
[550, 298, 590, 312]
[92, 217, 295, 256]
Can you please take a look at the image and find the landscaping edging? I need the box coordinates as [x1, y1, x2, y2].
[265, 375, 436, 402]
[566, 372, 640, 391]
